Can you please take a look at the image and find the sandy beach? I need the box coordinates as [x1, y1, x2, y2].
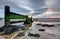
[0, 19, 4, 27]
[0, 19, 60, 39]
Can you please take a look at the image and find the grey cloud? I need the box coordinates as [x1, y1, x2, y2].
[0, 0, 31, 15]
[28, 0, 45, 10]
[31, 8, 48, 16]
[45, 0, 60, 9]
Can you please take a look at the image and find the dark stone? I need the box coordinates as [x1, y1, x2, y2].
[3, 25, 19, 34]
[0, 26, 6, 32]
[28, 33, 34, 36]
[47, 25, 54, 27]
[0, 28, 4, 32]
[18, 25, 25, 30]
[24, 20, 30, 24]
[28, 33, 40, 37]
[37, 24, 41, 25]
[42, 24, 54, 27]
[17, 33, 25, 37]
[33, 34, 40, 37]
[42, 24, 48, 27]
[38, 29, 45, 31]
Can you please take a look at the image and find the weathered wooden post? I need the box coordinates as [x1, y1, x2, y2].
[5, 5, 10, 26]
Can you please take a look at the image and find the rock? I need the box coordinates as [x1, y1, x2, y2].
[42, 24, 54, 27]
[33, 34, 40, 37]
[28, 33, 40, 37]
[17, 33, 25, 37]
[36, 24, 41, 25]
[38, 29, 45, 31]
[28, 33, 34, 36]
[3, 25, 19, 34]
[18, 25, 25, 30]
[0, 28, 4, 32]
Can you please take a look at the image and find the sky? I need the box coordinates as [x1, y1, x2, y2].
[0, 0, 60, 18]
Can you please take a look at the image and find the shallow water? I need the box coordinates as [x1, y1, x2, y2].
[0, 19, 60, 39]
[28, 21, 60, 39]
[0, 19, 4, 27]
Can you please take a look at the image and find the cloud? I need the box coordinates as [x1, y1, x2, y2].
[0, 0, 46, 18]
[33, 8, 60, 18]
[28, 0, 45, 10]
[12, 0, 45, 14]
[11, 0, 35, 14]
[0, 9, 4, 18]
[0, 0, 32, 17]
[30, 8, 48, 16]
[45, 0, 60, 9]
[0, 0, 60, 18]
[33, 0, 60, 18]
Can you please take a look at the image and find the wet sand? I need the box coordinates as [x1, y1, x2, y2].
[28, 21, 60, 39]
[13, 21, 60, 39]
[0, 19, 60, 39]
[0, 19, 5, 39]
[0, 19, 4, 27]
